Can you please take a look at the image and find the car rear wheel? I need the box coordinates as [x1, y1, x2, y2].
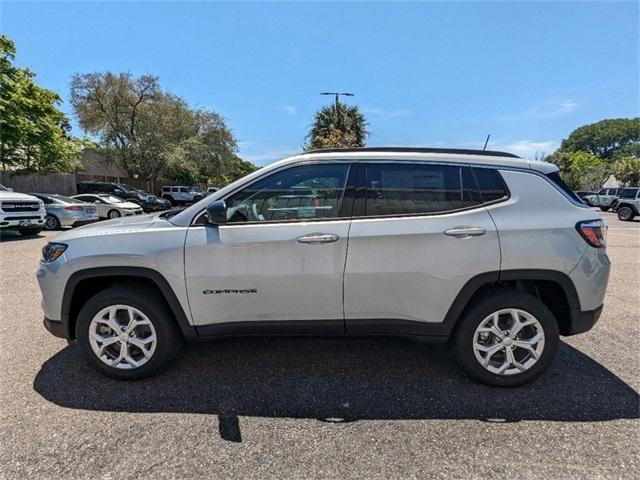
[600, 206, 609, 212]
[617, 206, 635, 221]
[75, 285, 183, 379]
[163, 195, 174, 206]
[44, 214, 60, 230]
[107, 209, 121, 219]
[453, 290, 559, 387]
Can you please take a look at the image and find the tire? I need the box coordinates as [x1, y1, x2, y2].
[17, 226, 43, 236]
[163, 195, 175, 206]
[75, 284, 183, 380]
[453, 290, 559, 387]
[600, 206, 609, 212]
[107, 209, 121, 219]
[617, 206, 635, 222]
[44, 214, 60, 230]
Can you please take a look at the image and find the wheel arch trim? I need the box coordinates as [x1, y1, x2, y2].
[442, 269, 581, 335]
[61, 266, 197, 339]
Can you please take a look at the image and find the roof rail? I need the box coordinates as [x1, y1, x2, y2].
[303, 146, 520, 158]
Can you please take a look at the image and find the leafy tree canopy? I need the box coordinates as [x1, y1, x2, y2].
[0, 35, 87, 173]
[558, 118, 640, 159]
[612, 157, 640, 186]
[306, 101, 369, 150]
[71, 72, 253, 185]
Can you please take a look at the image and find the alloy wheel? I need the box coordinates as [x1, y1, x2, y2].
[44, 215, 58, 230]
[472, 308, 545, 376]
[88, 305, 157, 369]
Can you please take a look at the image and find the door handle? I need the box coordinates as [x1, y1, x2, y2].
[297, 233, 339, 244]
[444, 226, 486, 238]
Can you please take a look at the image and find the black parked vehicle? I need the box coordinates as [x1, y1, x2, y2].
[76, 182, 170, 212]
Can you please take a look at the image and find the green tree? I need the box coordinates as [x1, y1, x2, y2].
[612, 157, 640, 185]
[0, 35, 85, 173]
[70, 72, 242, 184]
[549, 150, 610, 190]
[207, 155, 258, 187]
[558, 118, 640, 159]
[306, 100, 369, 150]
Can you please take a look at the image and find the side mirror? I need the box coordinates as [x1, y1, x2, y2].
[205, 200, 227, 226]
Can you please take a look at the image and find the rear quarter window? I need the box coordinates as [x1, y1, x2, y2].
[544, 171, 584, 204]
[472, 168, 508, 203]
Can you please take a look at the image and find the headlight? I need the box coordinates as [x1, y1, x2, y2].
[42, 243, 67, 262]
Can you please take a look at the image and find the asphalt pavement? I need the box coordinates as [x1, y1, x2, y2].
[0, 210, 638, 479]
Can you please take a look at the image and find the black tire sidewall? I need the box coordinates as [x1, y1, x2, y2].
[107, 209, 121, 219]
[75, 285, 182, 379]
[453, 291, 560, 387]
[600, 207, 609, 212]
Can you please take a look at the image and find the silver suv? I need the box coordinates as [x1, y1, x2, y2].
[37, 148, 611, 386]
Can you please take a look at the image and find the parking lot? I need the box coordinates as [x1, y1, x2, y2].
[0, 211, 638, 479]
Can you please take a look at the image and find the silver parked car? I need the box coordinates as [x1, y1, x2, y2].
[32, 194, 99, 230]
[72, 194, 144, 219]
[38, 147, 610, 386]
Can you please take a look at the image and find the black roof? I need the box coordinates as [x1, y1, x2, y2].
[303, 147, 520, 158]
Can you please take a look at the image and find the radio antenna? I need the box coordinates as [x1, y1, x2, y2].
[483, 134, 491, 151]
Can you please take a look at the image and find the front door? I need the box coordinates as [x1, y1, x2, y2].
[344, 162, 501, 334]
[184, 162, 354, 334]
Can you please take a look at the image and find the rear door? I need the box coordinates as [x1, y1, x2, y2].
[344, 162, 501, 335]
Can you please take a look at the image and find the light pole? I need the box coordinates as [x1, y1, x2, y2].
[320, 92, 354, 110]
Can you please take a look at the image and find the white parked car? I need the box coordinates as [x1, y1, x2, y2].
[0, 184, 46, 236]
[72, 194, 144, 219]
[39, 147, 610, 386]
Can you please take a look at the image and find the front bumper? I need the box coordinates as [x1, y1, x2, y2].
[0, 215, 45, 228]
[43, 316, 69, 339]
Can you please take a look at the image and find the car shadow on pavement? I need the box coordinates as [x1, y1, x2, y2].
[34, 337, 639, 442]
[0, 231, 44, 242]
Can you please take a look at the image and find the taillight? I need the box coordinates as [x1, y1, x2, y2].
[576, 220, 606, 248]
[65, 205, 84, 211]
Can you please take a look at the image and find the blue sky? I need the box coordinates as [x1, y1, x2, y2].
[2, 1, 638, 165]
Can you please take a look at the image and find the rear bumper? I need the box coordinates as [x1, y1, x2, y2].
[565, 304, 603, 336]
[43, 317, 69, 339]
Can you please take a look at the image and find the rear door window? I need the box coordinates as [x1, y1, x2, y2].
[361, 163, 479, 216]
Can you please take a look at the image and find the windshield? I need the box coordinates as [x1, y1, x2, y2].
[101, 195, 125, 203]
[119, 184, 138, 192]
[188, 187, 202, 193]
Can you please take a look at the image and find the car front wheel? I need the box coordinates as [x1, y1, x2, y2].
[453, 290, 559, 387]
[75, 285, 183, 379]
[107, 209, 121, 219]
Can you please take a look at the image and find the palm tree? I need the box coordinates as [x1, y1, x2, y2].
[306, 101, 369, 150]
